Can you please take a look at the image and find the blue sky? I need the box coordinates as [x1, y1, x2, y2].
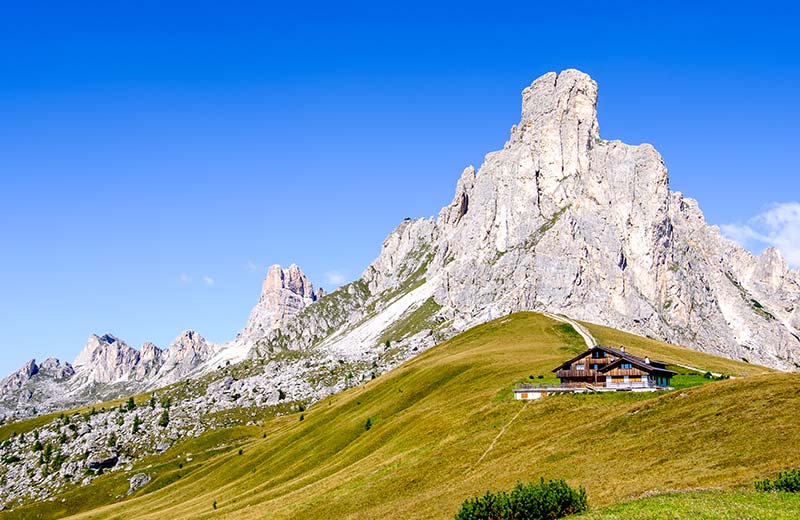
[1, 1, 798, 375]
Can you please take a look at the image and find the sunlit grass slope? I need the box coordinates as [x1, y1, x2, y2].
[581, 320, 773, 376]
[3, 312, 797, 520]
[572, 490, 800, 519]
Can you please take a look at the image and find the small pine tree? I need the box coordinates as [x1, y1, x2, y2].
[158, 409, 170, 428]
[116, 415, 125, 426]
[33, 439, 43, 452]
[299, 414, 305, 422]
[107, 432, 117, 448]
[213, 500, 217, 510]
[278, 389, 286, 400]
[149, 395, 156, 408]
[126, 397, 135, 411]
[365, 418, 372, 431]
[160, 396, 172, 409]
[42, 443, 53, 464]
[132, 415, 142, 434]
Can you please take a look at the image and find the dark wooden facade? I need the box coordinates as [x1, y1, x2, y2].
[552, 345, 676, 389]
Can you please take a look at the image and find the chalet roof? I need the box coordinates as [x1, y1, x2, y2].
[552, 345, 674, 375]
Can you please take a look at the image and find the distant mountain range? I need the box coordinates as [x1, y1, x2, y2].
[2, 68, 798, 421]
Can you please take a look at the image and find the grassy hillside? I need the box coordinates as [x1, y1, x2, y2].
[2, 312, 797, 519]
[573, 490, 800, 519]
[580, 321, 771, 376]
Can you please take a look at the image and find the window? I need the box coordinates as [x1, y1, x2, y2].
[575, 364, 585, 370]
[592, 364, 599, 370]
[621, 363, 632, 369]
[592, 350, 606, 358]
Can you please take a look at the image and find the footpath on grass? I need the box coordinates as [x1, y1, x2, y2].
[543, 312, 597, 348]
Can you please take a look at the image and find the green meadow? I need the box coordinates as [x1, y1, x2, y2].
[2, 312, 797, 519]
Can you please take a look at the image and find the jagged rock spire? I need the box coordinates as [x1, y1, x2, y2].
[239, 264, 321, 342]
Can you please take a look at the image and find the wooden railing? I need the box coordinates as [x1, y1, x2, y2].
[555, 369, 596, 378]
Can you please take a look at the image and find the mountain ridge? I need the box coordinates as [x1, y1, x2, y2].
[2, 68, 798, 423]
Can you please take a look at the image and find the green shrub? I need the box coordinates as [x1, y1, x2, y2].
[756, 469, 800, 492]
[454, 478, 587, 520]
[158, 409, 170, 428]
[365, 418, 372, 431]
[126, 397, 136, 411]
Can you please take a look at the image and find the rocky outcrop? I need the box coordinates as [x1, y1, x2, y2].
[358, 69, 800, 370]
[156, 330, 212, 383]
[0, 360, 39, 393]
[239, 264, 323, 342]
[72, 334, 143, 385]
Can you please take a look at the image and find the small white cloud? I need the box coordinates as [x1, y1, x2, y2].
[325, 270, 347, 286]
[179, 274, 192, 284]
[244, 260, 259, 272]
[202, 276, 215, 286]
[721, 202, 800, 268]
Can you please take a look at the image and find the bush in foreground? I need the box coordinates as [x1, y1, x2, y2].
[455, 478, 587, 520]
[756, 469, 800, 492]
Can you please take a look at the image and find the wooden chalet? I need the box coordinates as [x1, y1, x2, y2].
[552, 345, 676, 389]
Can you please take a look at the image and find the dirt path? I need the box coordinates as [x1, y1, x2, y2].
[543, 312, 597, 348]
[470, 401, 529, 471]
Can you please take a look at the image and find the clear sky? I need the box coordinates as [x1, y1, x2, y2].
[1, 1, 798, 376]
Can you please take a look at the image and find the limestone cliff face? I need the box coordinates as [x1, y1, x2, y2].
[156, 330, 212, 383]
[72, 334, 143, 385]
[364, 69, 800, 370]
[239, 264, 323, 342]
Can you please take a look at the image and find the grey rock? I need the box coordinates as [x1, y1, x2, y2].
[127, 473, 150, 495]
[87, 452, 118, 470]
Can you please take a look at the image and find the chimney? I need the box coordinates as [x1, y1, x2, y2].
[619, 345, 625, 353]
[644, 356, 651, 364]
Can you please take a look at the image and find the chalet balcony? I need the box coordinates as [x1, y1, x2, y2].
[555, 369, 599, 379]
[604, 368, 648, 377]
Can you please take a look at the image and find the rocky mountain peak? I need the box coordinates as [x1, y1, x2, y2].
[239, 264, 321, 342]
[38, 357, 74, 379]
[140, 342, 162, 361]
[360, 68, 799, 370]
[262, 263, 315, 298]
[519, 69, 599, 141]
[0, 359, 39, 393]
[169, 330, 207, 357]
[72, 334, 141, 385]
